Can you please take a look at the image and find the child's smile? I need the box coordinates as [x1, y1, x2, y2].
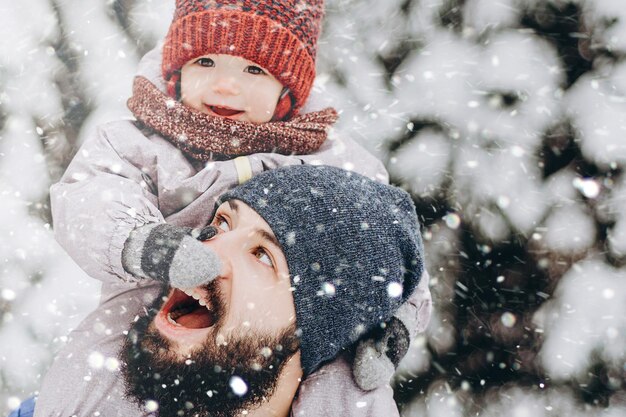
[206, 104, 245, 118]
[180, 54, 284, 123]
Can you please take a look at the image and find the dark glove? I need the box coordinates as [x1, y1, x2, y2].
[122, 223, 221, 288]
[352, 314, 410, 391]
[353, 272, 432, 390]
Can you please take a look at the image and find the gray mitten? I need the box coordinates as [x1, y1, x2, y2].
[122, 223, 221, 288]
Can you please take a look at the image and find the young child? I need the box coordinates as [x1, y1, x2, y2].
[50, 0, 432, 413]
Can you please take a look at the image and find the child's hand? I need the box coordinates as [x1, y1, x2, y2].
[122, 223, 222, 289]
[352, 273, 432, 390]
[352, 316, 410, 391]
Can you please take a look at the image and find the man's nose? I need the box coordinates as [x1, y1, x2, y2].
[203, 237, 235, 279]
[217, 252, 233, 278]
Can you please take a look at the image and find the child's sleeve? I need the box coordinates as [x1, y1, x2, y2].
[292, 354, 400, 417]
[244, 132, 390, 187]
[301, 133, 390, 184]
[52, 122, 234, 288]
[50, 124, 166, 283]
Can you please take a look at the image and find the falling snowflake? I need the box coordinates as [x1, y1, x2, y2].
[387, 282, 403, 298]
[229, 376, 248, 396]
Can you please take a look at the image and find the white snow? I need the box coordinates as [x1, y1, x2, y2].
[543, 203, 596, 253]
[566, 72, 626, 169]
[535, 259, 626, 379]
[419, 223, 459, 356]
[463, 0, 521, 32]
[470, 386, 606, 417]
[0, 192, 98, 402]
[401, 380, 464, 417]
[387, 130, 452, 198]
[606, 176, 626, 256]
[584, 0, 626, 55]
[58, 2, 139, 138]
[229, 376, 248, 396]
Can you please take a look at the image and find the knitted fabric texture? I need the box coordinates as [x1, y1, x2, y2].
[122, 223, 221, 289]
[218, 165, 424, 376]
[127, 76, 337, 160]
[162, 0, 325, 116]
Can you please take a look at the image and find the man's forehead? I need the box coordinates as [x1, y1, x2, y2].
[224, 199, 281, 249]
[227, 199, 239, 212]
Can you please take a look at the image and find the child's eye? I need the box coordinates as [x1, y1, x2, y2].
[245, 65, 266, 75]
[195, 57, 215, 67]
[254, 247, 274, 268]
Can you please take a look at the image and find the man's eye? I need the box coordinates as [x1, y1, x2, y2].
[254, 248, 274, 268]
[245, 65, 266, 75]
[212, 215, 230, 232]
[217, 219, 230, 232]
[196, 57, 215, 67]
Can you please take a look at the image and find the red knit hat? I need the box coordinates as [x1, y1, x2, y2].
[162, 0, 325, 117]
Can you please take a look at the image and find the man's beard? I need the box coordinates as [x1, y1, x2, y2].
[120, 284, 300, 417]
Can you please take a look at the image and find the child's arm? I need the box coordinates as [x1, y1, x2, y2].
[51, 124, 159, 283]
[51, 122, 223, 286]
[292, 354, 400, 417]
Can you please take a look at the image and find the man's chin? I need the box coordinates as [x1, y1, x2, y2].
[119, 288, 299, 417]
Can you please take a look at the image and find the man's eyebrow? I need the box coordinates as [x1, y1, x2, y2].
[227, 200, 239, 212]
[256, 229, 281, 249]
[226, 199, 280, 248]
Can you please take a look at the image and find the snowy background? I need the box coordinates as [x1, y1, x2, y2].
[1, 0, 625, 415]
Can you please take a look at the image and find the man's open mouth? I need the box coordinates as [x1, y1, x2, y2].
[166, 288, 216, 328]
[154, 287, 222, 343]
[207, 105, 244, 118]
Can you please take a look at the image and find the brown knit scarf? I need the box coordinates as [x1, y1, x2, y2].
[127, 76, 338, 162]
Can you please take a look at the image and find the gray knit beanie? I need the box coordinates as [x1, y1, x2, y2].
[219, 165, 424, 376]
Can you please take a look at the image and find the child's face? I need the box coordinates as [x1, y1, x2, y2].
[180, 54, 284, 123]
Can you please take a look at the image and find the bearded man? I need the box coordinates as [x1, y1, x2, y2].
[31, 165, 429, 417]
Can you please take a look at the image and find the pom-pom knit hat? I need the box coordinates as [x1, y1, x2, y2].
[162, 0, 325, 116]
[218, 165, 425, 376]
